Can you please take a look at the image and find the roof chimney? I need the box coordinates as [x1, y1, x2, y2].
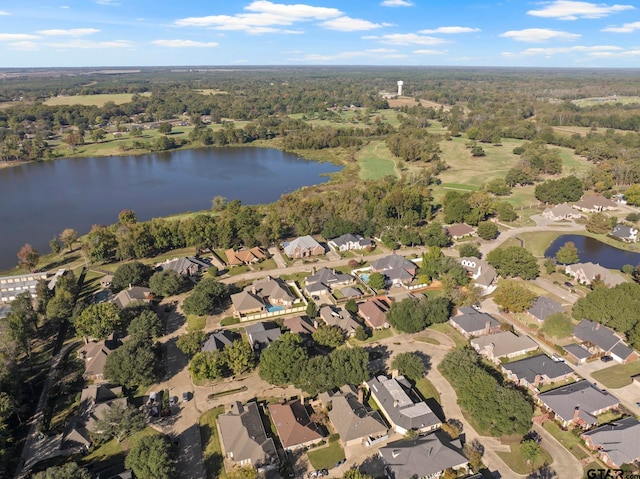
[595, 323, 601, 330]
[534, 374, 542, 386]
[485, 320, 491, 334]
[357, 386, 364, 404]
[573, 406, 580, 423]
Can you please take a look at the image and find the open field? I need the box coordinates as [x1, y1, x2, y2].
[357, 141, 398, 180]
[196, 89, 228, 95]
[552, 125, 632, 137]
[571, 96, 640, 107]
[44, 92, 150, 106]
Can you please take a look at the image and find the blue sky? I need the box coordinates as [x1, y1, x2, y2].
[0, 0, 639, 67]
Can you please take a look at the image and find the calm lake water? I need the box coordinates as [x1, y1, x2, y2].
[0, 147, 341, 270]
[544, 234, 640, 270]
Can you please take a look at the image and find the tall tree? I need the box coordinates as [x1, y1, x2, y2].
[104, 336, 160, 388]
[17, 243, 39, 272]
[112, 261, 154, 291]
[60, 228, 79, 252]
[555, 241, 579, 265]
[223, 339, 254, 376]
[125, 435, 175, 479]
[32, 462, 91, 479]
[74, 302, 123, 340]
[487, 246, 539, 280]
[93, 403, 146, 443]
[391, 352, 426, 382]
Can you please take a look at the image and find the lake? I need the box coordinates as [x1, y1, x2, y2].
[544, 234, 640, 270]
[0, 147, 341, 270]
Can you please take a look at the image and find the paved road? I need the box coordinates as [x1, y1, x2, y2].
[532, 277, 581, 305]
[532, 423, 583, 479]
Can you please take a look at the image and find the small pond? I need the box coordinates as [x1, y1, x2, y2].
[544, 234, 640, 270]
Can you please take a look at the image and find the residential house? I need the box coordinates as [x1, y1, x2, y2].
[225, 247, 268, 266]
[573, 195, 618, 213]
[542, 203, 583, 221]
[340, 286, 363, 298]
[366, 375, 441, 435]
[305, 268, 353, 296]
[379, 432, 469, 479]
[449, 306, 501, 338]
[573, 319, 638, 363]
[564, 262, 626, 288]
[319, 305, 362, 336]
[611, 224, 639, 243]
[78, 334, 123, 381]
[563, 343, 591, 364]
[358, 297, 391, 330]
[202, 330, 238, 353]
[319, 385, 388, 448]
[458, 257, 497, 294]
[538, 381, 619, 429]
[582, 417, 640, 469]
[111, 285, 153, 309]
[283, 315, 317, 337]
[230, 290, 265, 318]
[329, 233, 372, 252]
[470, 331, 538, 364]
[218, 401, 279, 470]
[283, 236, 324, 259]
[370, 255, 418, 287]
[245, 322, 282, 353]
[527, 297, 563, 322]
[446, 223, 475, 240]
[159, 256, 210, 278]
[501, 354, 574, 391]
[267, 400, 323, 451]
[231, 276, 296, 318]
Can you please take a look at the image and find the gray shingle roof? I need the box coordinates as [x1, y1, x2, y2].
[471, 332, 538, 359]
[371, 255, 416, 273]
[245, 322, 282, 351]
[564, 343, 591, 360]
[583, 417, 640, 468]
[202, 330, 238, 353]
[611, 224, 635, 239]
[527, 296, 563, 321]
[330, 233, 372, 249]
[450, 307, 500, 334]
[284, 236, 323, 257]
[538, 381, 619, 426]
[502, 354, 573, 384]
[574, 319, 623, 353]
[305, 268, 352, 286]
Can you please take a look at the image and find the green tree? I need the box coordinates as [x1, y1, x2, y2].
[368, 272, 386, 290]
[477, 221, 499, 240]
[458, 243, 481, 258]
[91, 128, 106, 142]
[125, 435, 175, 479]
[224, 339, 254, 375]
[534, 176, 583, 204]
[74, 302, 123, 339]
[343, 470, 374, 479]
[93, 403, 146, 443]
[520, 439, 541, 470]
[494, 281, 537, 312]
[177, 331, 206, 358]
[149, 269, 185, 297]
[157, 123, 173, 135]
[391, 352, 425, 382]
[189, 351, 225, 380]
[387, 296, 452, 333]
[32, 462, 91, 479]
[17, 243, 39, 272]
[344, 299, 359, 314]
[258, 333, 306, 386]
[182, 278, 229, 316]
[485, 179, 511, 196]
[60, 228, 79, 251]
[495, 201, 518, 222]
[306, 300, 318, 319]
[104, 337, 160, 388]
[127, 309, 162, 340]
[423, 221, 450, 247]
[541, 312, 573, 338]
[471, 145, 485, 157]
[112, 261, 153, 291]
[623, 184, 640, 206]
[487, 246, 539, 279]
[312, 324, 346, 348]
[555, 241, 579, 265]
[354, 325, 370, 341]
[586, 212, 612, 234]
[227, 466, 258, 479]
[49, 236, 61, 255]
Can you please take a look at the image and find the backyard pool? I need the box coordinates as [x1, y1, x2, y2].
[360, 273, 370, 282]
[266, 305, 285, 313]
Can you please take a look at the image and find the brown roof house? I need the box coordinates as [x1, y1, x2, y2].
[319, 385, 388, 448]
[358, 297, 391, 329]
[231, 276, 296, 318]
[268, 400, 323, 451]
[538, 381, 619, 429]
[470, 331, 538, 364]
[158, 256, 210, 278]
[449, 306, 501, 338]
[225, 247, 268, 266]
[564, 262, 626, 288]
[573, 195, 618, 213]
[542, 203, 583, 221]
[370, 254, 417, 287]
[218, 401, 279, 471]
[284, 315, 317, 336]
[446, 223, 475, 240]
[78, 335, 123, 382]
[111, 285, 153, 309]
[582, 417, 640, 469]
[283, 236, 324, 259]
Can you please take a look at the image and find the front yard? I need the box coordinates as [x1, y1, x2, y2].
[591, 361, 640, 389]
[496, 435, 553, 474]
[306, 438, 345, 470]
[199, 406, 226, 478]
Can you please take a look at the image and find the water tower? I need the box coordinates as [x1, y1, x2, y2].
[397, 80, 403, 96]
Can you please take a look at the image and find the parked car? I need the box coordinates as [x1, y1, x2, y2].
[564, 281, 574, 289]
[169, 396, 179, 406]
[182, 391, 191, 402]
[551, 354, 565, 363]
[149, 391, 157, 403]
[600, 355, 613, 363]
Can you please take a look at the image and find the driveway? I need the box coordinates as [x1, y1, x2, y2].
[532, 277, 581, 305]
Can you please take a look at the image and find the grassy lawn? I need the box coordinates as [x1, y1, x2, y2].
[227, 265, 250, 276]
[199, 406, 226, 479]
[542, 421, 590, 460]
[350, 328, 394, 345]
[597, 409, 624, 425]
[415, 335, 441, 346]
[591, 361, 640, 389]
[427, 322, 468, 348]
[81, 427, 161, 470]
[43, 92, 150, 106]
[415, 377, 441, 404]
[220, 316, 240, 326]
[357, 141, 398, 180]
[572, 96, 640, 107]
[187, 314, 206, 331]
[307, 441, 345, 470]
[254, 258, 277, 271]
[496, 435, 553, 475]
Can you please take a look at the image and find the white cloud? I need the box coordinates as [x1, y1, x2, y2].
[152, 39, 219, 48]
[502, 44, 623, 57]
[602, 21, 640, 32]
[0, 33, 39, 41]
[380, 0, 414, 6]
[45, 39, 133, 48]
[96, 0, 120, 5]
[320, 16, 392, 31]
[589, 48, 640, 56]
[244, 1, 341, 19]
[413, 49, 447, 54]
[419, 26, 480, 34]
[7, 41, 38, 50]
[300, 48, 407, 61]
[0, 10, 10, 15]
[527, 1, 634, 20]
[363, 33, 448, 45]
[37, 28, 100, 36]
[500, 28, 581, 43]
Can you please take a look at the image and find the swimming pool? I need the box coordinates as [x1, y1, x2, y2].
[361, 273, 370, 282]
[266, 305, 285, 313]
